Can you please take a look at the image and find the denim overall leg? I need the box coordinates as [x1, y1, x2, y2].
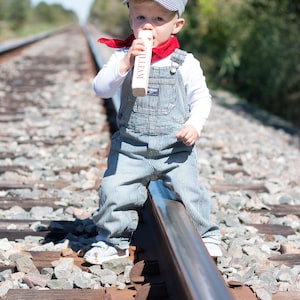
[93, 50, 219, 249]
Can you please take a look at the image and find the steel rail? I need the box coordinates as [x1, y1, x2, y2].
[84, 26, 234, 300]
[83, 26, 119, 134]
[148, 181, 233, 300]
[0, 25, 72, 55]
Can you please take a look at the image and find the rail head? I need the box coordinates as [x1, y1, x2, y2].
[83, 26, 120, 134]
[0, 25, 73, 55]
[148, 181, 234, 300]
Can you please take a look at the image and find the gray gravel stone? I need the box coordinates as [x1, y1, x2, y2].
[53, 258, 74, 279]
[47, 278, 73, 290]
[15, 256, 39, 274]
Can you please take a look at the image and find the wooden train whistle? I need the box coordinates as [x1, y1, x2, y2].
[132, 30, 153, 97]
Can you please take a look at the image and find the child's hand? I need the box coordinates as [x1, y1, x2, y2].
[119, 38, 146, 75]
[176, 125, 199, 146]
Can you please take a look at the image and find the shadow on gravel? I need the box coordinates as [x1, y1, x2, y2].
[42, 218, 97, 252]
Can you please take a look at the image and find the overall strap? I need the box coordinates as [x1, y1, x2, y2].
[170, 49, 187, 74]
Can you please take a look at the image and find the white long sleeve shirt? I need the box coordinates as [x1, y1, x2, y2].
[93, 49, 211, 136]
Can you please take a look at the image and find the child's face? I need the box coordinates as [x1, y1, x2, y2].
[129, 0, 185, 48]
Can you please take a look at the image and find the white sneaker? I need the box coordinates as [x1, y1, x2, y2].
[202, 237, 223, 258]
[204, 242, 223, 257]
[84, 241, 129, 265]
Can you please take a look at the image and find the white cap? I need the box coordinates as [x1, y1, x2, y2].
[123, 0, 187, 16]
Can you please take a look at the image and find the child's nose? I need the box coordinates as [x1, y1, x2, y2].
[143, 23, 153, 30]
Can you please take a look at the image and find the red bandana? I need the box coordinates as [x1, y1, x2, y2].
[98, 34, 180, 63]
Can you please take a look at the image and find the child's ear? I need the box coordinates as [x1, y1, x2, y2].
[172, 18, 185, 35]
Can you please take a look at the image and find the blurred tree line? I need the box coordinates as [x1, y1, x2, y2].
[89, 0, 130, 36]
[0, 0, 76, 39]
[90, 0, 299, 128]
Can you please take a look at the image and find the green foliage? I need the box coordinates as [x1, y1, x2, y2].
[0, 0, 8, 20]
[181, 0, 244, 82]
[181, 0, 300, 127]
[89, 0, 130, 37]
[235, 1, 300, 126]
[0, 0, 76, 41]
[7, 0, 31, 30]
[32, 3, 75, 24]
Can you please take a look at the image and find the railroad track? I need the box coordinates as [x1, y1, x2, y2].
[0, 25, 299, 300]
